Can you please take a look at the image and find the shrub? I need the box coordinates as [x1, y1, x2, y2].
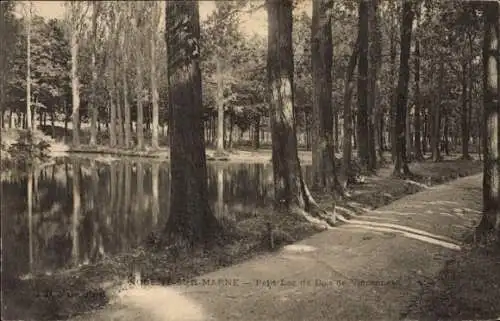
[6, 130, 50, 169]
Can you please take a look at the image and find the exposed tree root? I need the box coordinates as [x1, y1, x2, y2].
[291, 206, 332, 230]
[473, 214, 500, 247]
[392, 165, 414, 179]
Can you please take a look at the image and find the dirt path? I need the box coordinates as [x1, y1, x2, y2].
[70, 174, 484, 321]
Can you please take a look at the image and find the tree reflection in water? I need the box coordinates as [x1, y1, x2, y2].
[1, 158, 311, 278]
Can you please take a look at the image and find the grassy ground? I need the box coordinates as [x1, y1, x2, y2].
[1, 158, 483, 321]
[403, 239, 500, 320]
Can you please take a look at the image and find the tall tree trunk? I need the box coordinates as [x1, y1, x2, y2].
[116, 71, 124, 147]
[8, 109, 13, 128]
[414, 7, 423, 160]
[215, 58, 225, 155]
[393, 0, 413, 176]
[0, 2, 5, 131]
[406, 102, 412, 160]
[341, 33, 360, 186]
[267, 0, 331, 226]
[254, 115, 260, 149]
[71, 29, 80, 146]
[133, 5, 145, 151]
[151, 19, 160, 149]
[461, 61, 471, 159]
[334, 111, 339, 153]
[109, 67, 117, 147]
[468, 32, 475, 158]
[443, 107, 450, 156]
[136, 62, 145, 150]
[478, 1, 500, 236]
[26, 2, 32, 131]
[431, 58, 444, 162]
[165, 1, 221, 246]
[389, 5, 397, 163]
[64, 101, 69, 141]
[357, 0, 369, 169]
[311, 0, 342, 193]
[368, 0, 381, 170]
[89, 2, 99, 147]
[227, 112, 234, 149]
[468, 63, 474, 157]
[123, 37, 131, 149]
[51, 109, 55, 138]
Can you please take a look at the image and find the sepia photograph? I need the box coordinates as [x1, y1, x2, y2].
[1, 0, 499, 320]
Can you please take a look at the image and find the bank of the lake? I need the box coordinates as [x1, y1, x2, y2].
[1, 154, 483, 321]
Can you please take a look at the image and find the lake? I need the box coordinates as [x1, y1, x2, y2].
[1, 156, 313, 280]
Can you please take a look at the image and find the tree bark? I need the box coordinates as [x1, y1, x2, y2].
[478, 1, 500, 235]
[406, 101, 412, 160]
[431, 58, 444, 162]
[367, 0, 380, 171]
[268, 0, 305, 209]
[267, 0, 331, 227]
[51, 109, 55, 138]
[311, 0, 342, 193]
[442, 106, 450, 156]
[389, 3, 398, 163]
[393, 0, 413, 176]
[108, 65, 117, 147]
[136, 63, 144, 150]
[116, 67, 124, 147]
[357, 0, 369, 169]
[341, 33, 360, 186]
[254, 115, 260, 149]
[414, 6, 423, 160]
[215, 58, 226, 155]
[461, 61, 471, 159]
[89, 2, 99, 147]
[151, 11, 160, 150]
[164, 1, 221, 247]
[71, 27, 80, 146]
[135, 6, 145, 151]
[26, 2, 32, 131]
[227, 112, 234, 149]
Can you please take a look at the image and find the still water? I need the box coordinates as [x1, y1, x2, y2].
[1, 157, 312, 280]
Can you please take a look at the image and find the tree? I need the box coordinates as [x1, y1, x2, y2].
[104, 4, 121, 148]
[121, 3, 132, 148]
[150, 2, 161, 149]
[368, 0, 382, 168]
[132, 2, 146, 151]
[89, 2, 101, 147]
[26, 1, 33, 131]
[357, 0, 370, 169]
[477, 0, 500, 239]
[392, 0, 414, 176]
[201, 2, 248, 155]
[311, 0, 343, 193]
[65, 3, 89, 146]
[413, 2, 424, 160]
[267, 0, 334, 227]
[164, 1, 221, 246]
[341, 32, 360, 187]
